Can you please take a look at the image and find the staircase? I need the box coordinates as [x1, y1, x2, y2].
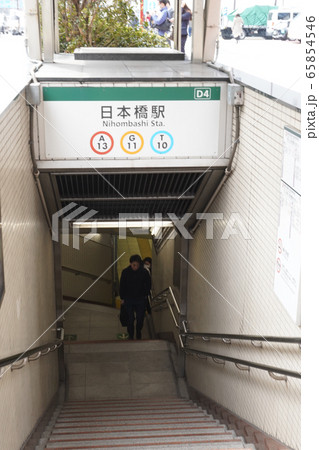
[35, 340, 256, 449]
[41, 398, 256, 449]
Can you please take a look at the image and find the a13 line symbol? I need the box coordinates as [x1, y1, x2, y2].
[90, 131, 114, 155]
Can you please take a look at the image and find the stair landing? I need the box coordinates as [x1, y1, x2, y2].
[64, 340, 179, 401]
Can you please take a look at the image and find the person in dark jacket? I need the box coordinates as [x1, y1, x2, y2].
[181, 2, 192, 53]
[120, 254, 151, 340]
[151, 0, 169, 37]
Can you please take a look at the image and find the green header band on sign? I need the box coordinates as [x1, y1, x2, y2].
[43, 87, 221, 101]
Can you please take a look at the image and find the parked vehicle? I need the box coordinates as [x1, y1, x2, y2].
[288, 13, 302, 42]
[272, 23, 289, 40]
[221, 5, 276, 39]
[266, 9, 299, 38]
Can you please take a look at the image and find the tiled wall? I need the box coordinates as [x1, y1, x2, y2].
[186, 88, 301, 448]
[151, 88, 301, 449]
[0, 94, 59, 449]
[151, 238, 180, 342]
[152, 238, 175, 295]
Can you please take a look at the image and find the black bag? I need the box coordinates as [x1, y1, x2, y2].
[156, 18, 171, 32]
[119, 303, 128, 327]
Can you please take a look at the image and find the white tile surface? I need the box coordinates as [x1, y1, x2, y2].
[0, 93, 59, 449]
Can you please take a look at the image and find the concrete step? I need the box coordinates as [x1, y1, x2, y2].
[54, 416, 220, 428]
[50, 426, 230, 439]
[53, 423, 224, 433]
[62, 401, 193, 412]
[46, 444, 254, 450]
[58, 406, 207, 418]
[46, 433, 246, 448]
[56, 414, 212, 425]
[60, 402, 199, 411]
[63, 398, 190, 407]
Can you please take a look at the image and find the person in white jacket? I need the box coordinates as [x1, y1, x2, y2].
[232, 14, 244, 42]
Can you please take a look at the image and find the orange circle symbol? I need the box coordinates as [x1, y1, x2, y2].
[120, 131, 144, 155]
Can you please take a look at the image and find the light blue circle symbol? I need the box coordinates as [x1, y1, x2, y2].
[150, 131, 174, 154]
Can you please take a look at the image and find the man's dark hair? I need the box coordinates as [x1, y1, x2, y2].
[160, 0, 168, 5]
[130, 254, 142, 264]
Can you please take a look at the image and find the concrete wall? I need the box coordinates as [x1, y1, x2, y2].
[152, 238, 175, 295]
[62, 233, 113, 306]
[0, 94, 59, 449]
[186, 88, 301, 448]
[151, 238, 183, 347]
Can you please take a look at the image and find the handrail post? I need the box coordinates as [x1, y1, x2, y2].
[181, 320, 188, 333]
[174, 238, 189, 379]
[179, 238, 189, 319]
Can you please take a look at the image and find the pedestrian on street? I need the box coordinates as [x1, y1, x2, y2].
[120, 254, 151, 340]
[151, 0, 170, 37]
[181, 2, 192, 53]
[232, 14, 244, 43]
[166, 0, 174, 19]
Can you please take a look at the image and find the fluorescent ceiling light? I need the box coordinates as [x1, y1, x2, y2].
[73, 220, 174, 229]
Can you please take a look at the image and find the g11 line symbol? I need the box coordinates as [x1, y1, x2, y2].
[121, 131, 144, 154]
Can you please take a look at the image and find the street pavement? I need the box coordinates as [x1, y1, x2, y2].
[0, 33, 301, 115]
[185, 35, 301, 93]
[217, 36, 301, 93]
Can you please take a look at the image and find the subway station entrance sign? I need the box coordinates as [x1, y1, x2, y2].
[40, 85, 230, 168]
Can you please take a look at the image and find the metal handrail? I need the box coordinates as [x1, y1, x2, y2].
[151, 286, 301, 381]
[152, 287, 181, 313]
[152, 287, 170, 302]
[185, 347, 301, 380]
[182, 332, 301, 345]
[62, 266, 112, 284]
[0, 340, 63, 370]
[151, 287, 180, 329]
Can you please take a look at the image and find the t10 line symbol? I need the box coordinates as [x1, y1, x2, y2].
[151, 131, 174, 154]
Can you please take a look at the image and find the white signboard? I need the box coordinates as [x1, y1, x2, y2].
[274, 128, 301, 324]
[40, 86, 224, 166]
[282, 127, 301, 194]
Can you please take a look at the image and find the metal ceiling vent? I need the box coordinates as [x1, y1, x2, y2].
[56, 172, 203, 220]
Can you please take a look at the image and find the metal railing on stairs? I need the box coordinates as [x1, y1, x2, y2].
[0, 340, 63, 380]
[151, 287, 184, 348]
[151, 286, 301, 381]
